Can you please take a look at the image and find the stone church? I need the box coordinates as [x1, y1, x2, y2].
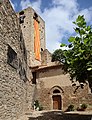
[0, 0, 92, 120]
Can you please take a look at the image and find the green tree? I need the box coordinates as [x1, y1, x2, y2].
[61, 15, 92, 89]
[52, 49, 65, 63]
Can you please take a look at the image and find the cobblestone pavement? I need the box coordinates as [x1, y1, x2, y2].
[18, 110, 92, 120]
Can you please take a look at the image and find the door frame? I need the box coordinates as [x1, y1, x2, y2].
[50, 86, 64, 110]
[53, 95, 61, 110]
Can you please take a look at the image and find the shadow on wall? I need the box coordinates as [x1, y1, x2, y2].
[28, 111, 92, 120]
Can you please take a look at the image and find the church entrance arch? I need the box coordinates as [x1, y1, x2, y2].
[50, 86, 64, 110]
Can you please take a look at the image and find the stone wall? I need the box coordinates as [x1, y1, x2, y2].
[35, 65, 92, 111]
[41, 49, 52, 66]
[17, 7, 46, 67]
[0, 1, 34, 119]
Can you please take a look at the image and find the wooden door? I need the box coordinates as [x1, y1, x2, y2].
[53, 95, 61, 110]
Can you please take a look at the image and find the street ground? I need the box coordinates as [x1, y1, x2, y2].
[18, 110, 92, 120]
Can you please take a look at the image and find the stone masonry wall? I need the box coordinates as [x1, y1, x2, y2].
[41, 49, 52, 66]
[35, 66, 92, 111]
[0, 1, 34, 119]
[17, 7, 46, 67]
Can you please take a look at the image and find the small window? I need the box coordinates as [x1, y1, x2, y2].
[33, 13, 38, 19]
[32, 72, 36, 84]
[53, 89, 60, 93]
[19, 11, 25, 24]
[41, 48, 43, 52]
[19, 15, 25, 24]
[7, 45, 18, 69]
[33, 12, 39, 23]
[19, 11, 24, 15]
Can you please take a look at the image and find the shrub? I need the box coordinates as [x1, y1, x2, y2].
[34, 100, 43, 111]
[66, 104, 75, 111]
[77, 103, 87, 111]
[34, 100, 39, 109]
[39, 105, 43, 111]
[81, 103, 87, 110]
[76, 107, 80, 111]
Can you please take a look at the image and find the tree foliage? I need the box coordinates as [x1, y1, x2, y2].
[60, 15, 92, 88]
[52, 49, 65, 63]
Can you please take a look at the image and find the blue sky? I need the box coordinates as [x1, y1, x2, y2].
[10, 0, 92, 52]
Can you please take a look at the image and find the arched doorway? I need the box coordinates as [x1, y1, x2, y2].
[50, 86, 64, 110]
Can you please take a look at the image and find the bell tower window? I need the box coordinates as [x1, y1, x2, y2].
[19, 11, 25, 24]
